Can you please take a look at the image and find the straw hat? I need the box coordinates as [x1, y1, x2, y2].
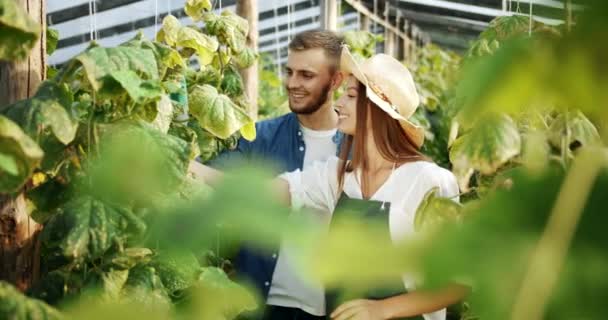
[340, 45, 425, 148]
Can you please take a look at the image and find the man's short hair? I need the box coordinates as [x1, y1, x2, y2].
[288, 30, 344, 70]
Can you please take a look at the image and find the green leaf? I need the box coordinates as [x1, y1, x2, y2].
[156, 15, 181, 47]
[121, 31, 184, 78]
[548, 110, 601, 150]
[121, 265, 172, 309]
[192, 267, 257, 319]
[203, 10, 248, 53]
[47, 27, 59, 56]
[185, 0, 212, 21]
[220, 64, 244, 97]
[102, 269, 130, 301]
[90, 121, 191, 205]
[40, 195, 146, 261]
[106, 70, 163, 103]
[151, 250, 201, 294]
[176, 26, 219, 66]
[2, 81, 78, 145]
[414, 187, 464, 233]
[151, 95, 174, 134]
[342, 31, 381, 58]
[0, 115, 44, 193]
[0, 281, 62, 320]
[73, 46, 159, 92]
[449, 114, 521, 190]
[109, 247, 154, 270]
[233, 47, 257, 69]
[0, 0, 40, 61]
[188, 84, 254, 139]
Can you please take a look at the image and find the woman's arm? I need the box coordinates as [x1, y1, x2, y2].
[188, 160, 292, 206]
[331, 283, 470, 320]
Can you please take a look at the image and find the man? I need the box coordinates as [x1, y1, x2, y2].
[208, 30, 344, 319]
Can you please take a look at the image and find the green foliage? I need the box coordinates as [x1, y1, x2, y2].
[450, 114, 522, 191]
[0, 281, 62, 320]
[46, 28, 59, 56]
[0, 115, 44, 192]
[0, 0, 40, 61]
[342, 30, 383, 59]
[188, 84, 254, 140]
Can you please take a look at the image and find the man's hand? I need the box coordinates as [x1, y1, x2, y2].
[330, 299, 387, 320]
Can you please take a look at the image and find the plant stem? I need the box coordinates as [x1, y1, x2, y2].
[565, 0, 573, 32]
[510, 148, 606, 320]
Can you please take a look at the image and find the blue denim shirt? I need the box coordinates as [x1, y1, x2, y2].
[207, 112, 343, 302]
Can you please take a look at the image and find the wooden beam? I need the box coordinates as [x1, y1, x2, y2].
[0, 0, 46, 291]
[236, 0, 259, 118]
[344, 0, 410, 41]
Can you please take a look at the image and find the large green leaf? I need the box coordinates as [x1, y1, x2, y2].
[0, 281, 62, 320]
[184, 0, 212, 21]
[90, 121, 191, 206]
[155, 15, 181, 47]
[73, 46, 159, 92]
[2, 81, 78, 146]
[0, 0, 40, 61]
[176, 26, 219, 66]
[0, 115, 44, 193]
[40, 195, 146, 261]
[449, 114, 521, 190]
[203, 10, 248, 53]
[548, 110, 601, 150]
[187, 267, 257, 319]
[106, 70, 162, 103]
[121, 31, 184, 78]
[414, 187, 464, 233]
[151, 250, 202, 294]
[233, 47, 258, 69]
[188, 84, 254, 139]
[120, 265, 172, 311]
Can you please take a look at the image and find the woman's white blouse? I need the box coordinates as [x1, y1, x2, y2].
[279, 156, 460, 320]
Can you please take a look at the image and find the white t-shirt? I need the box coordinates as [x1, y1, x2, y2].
[278, 156, 460, 320]
[266, 126, 337, 316]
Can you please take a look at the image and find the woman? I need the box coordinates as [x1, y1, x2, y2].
[191, 46, 468, 320]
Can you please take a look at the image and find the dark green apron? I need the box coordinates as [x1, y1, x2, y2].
[325, 193, 424, 320]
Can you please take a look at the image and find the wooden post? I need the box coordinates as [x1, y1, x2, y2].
[0, 0, 46, 291]
[321, 0, 338, 31]
[236, 0, 259, 118]
[360, 14, 370, 32]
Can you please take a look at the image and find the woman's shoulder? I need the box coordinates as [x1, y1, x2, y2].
[398, 161, 458, 190]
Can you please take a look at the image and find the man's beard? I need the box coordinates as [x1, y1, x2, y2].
[287, 82, 332, 115]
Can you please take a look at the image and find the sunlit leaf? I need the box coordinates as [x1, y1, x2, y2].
[414, 187, 464, 233]
[184, 0, 212, 22]
[233, 47, 257, 69]
[156, 15, 181, 47]
[188, 84, 254, 139]
[0, 115, 44, 193]
[0, 0, 40, 61]
[176, 26, 219, 66]
[203, 10, 248, 53]
[450, 114, 521, 190]
[73, 47, 159, 92]
[548, 110, 601, 150]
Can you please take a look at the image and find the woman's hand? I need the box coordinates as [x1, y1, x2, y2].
[331, 299, 388, 320]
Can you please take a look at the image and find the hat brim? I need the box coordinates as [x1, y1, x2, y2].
[340, 46, 425, 148]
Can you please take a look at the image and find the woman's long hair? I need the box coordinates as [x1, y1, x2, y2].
[337, 81, 428, 198]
